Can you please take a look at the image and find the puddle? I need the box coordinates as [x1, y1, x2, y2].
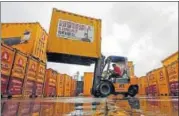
[1, 96, 178, 116]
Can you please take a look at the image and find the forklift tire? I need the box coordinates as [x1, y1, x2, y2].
[99, 81, 112, 97]
[91, 88, 101, 98]
[93, 92, 101, 98]
[128, 85, 138, 97]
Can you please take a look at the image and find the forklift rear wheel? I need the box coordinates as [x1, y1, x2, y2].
[128, 85, 138, 97]
[99, 81, 112, 97]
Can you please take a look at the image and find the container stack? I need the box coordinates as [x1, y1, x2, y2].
[1, 22, 77, 98]
[83, 72, 94, 96]
[138, 51, 178, 97]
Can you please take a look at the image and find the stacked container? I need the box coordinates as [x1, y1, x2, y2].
[8, 50, 28, 98]
[36, 61, 46, 97]
[73, 79, 77, 96]
[156, 67, 170, 96]
[23, 56, 39, 98]
[1, 22, 48, 63]
[71, 79, 77, 96]
[56, 73, 65, 97]
[143, 76, 149, 96]
[147, 70, 159, 96]
[1, 43, 16, 97]
[64, 74, 72, 97]
[162, 51, 178, 96]
[44, 69, 57, 97]
[138, 76, 147, 96]
[83, 72, 94, 96]
[128, 61, 134, 77]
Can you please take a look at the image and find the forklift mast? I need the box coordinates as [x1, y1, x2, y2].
[91, 55, 105, 93]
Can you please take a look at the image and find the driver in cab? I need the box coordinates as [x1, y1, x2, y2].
[109, 64, 122, 79]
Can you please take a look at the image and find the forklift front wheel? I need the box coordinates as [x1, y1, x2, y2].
[99, 81, 112, 97]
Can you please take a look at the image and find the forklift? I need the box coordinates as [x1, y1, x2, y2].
[91, 55, 139, 97]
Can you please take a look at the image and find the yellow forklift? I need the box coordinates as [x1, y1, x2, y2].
[91, 55, 139, 97]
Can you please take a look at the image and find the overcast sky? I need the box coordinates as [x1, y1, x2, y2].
[1, 2, 178, 77]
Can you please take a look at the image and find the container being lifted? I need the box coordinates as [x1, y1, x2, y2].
[47, 8, 102, 65]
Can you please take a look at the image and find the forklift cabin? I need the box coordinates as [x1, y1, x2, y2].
[92, 55, 139, 97]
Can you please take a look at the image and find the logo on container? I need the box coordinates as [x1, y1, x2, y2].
[159, 71, 164, 80]
[149, 74, 154, 80]
[40, 67, 44, 74]
[30, 63, 36, 72]
[2, 52, 10, 62]
[18, 58, 23, 67]
[41, 33, 45, 41]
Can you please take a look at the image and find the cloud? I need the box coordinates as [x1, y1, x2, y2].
[107, 2, 178, 76]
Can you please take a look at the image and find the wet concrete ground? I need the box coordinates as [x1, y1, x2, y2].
[1, 95, 178, 116]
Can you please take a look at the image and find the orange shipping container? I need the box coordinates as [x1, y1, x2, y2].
[36, 61, 46, 97]
[156, 67, 170, 96]
[162, 51, 178, 67]
[23, 56, 39, 97]
[83, 72, 94, 96]
[1, 44, 16, 96]
[70, 79, 74, 96]
[128, 61, 134, 77]
[56, 73, 65, 97]
[69, 76, 72, 96]
[44, 69, 57, 97]
[1, 23, 48, 63]
[8, 50, 28, 97]
[166, 61, 178, 96]
[147, 70, 159, 96]
[64, 74, 71, 97]
[71, 79, 77, 96]
[47, 8, 102, 65]
[72, 79, 77, 96]
[138, 76, 148, 95]
[162, 51, 178, 96]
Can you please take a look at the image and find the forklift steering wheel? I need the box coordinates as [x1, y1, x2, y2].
[108, 69, 113, 74]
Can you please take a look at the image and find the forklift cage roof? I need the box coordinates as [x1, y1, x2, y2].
[108, 56, 127, 62]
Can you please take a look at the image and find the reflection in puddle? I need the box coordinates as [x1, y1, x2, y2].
[1, 97, 178, 116]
